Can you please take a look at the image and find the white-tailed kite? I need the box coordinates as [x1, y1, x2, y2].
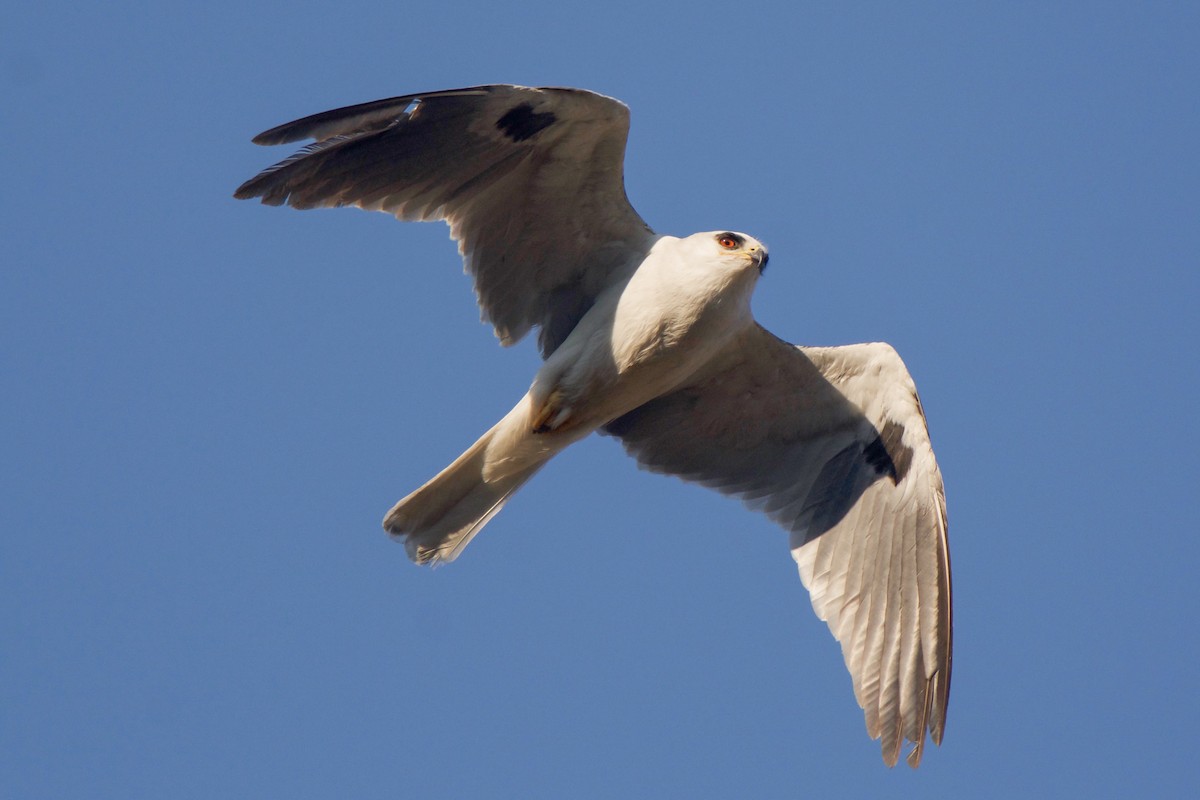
[235, 85, 952, 767]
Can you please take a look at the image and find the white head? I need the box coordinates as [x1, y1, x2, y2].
[679, 230, 769, 275]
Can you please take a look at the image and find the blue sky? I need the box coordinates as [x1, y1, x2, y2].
[4, 2, 1198, 797]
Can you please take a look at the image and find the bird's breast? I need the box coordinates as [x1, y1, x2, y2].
[532, 247, 756, 430]
[609, 256, 754, 370]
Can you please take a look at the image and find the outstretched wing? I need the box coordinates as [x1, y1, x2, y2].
[235, 85, 655, 354]
[605, 324, 952, 767]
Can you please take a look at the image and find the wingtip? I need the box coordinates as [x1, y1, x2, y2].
[249, 116, 325, 146]
[905, 739, 925, 769]
[250, 126, 299, 147]
[230, 179, 279, 203]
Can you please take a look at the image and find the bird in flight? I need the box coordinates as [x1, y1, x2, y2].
[235, 85, 952, 767]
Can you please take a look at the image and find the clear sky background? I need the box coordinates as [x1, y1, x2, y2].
[3, 2, 1198, 797]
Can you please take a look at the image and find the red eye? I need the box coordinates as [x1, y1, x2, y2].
[717, 234, 739, 250]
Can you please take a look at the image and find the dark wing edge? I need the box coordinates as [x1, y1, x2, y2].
[605, 324, 952, 767]
[234, 85, 655, 354]
[247, 88, 491, 146]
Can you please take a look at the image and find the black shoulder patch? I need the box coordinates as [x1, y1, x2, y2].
[863, 419, 914, 484]
[496, 103, 557, 142]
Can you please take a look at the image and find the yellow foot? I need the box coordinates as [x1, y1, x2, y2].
[531, 388, 573, 433]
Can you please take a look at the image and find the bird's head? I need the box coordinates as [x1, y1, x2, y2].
[686, 230, 769, 275]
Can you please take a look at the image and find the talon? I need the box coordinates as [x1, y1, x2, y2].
[531, 388, 572, 433]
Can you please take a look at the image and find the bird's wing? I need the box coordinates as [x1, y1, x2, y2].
[235, 85, 655, 354]
[605, 324, 951, 767]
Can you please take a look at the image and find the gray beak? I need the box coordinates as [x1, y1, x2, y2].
[755, 249, 769, 274]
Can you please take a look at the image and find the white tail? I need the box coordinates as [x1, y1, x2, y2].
[383, 394, 578, 564]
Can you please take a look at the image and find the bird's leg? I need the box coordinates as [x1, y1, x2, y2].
[530, 386, 574, 433]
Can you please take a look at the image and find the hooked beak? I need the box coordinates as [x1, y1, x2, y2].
[753, 248, 769, 274]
